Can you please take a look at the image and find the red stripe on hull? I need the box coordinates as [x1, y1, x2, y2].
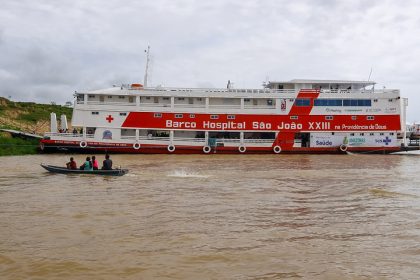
[40, 140, 401, 154]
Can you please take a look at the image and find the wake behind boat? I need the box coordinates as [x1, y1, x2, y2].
[41, 164, 128, 176]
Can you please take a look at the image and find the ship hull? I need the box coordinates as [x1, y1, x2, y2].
[39, 139, 401, 154]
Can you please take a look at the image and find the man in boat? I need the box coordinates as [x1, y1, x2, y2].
[102, 154, 113, 170]
[66, 157, 77, 170]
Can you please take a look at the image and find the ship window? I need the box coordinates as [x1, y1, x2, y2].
[163, 97, 170, 100]
[358, 99, 371, 106]
[370, 133, 374, 136]
[244, 98, 251, 102]
[119, 112, 127, 116]
[380, 133, 384, 136]
[129, 97, 134, 103]
[190, 114, 195, 118]
[145, 97, 151, 100]
[175, 114, 183, 118]
[267, 99, 273, 106]
[388, 99, 393, 102]
[177, 97, 185, 101]
[227, 115, 236, 120]
[350, 133, 355, 136]
[289, 99, 294, 102]
[314, 99, 342, 106]
[367, 116, 375, 120]
[118, 96, 125, 99]
[325, 116, 333, 120]
[196, 98, 203, 101]
[331, 132, 335, 135]
[390, 132, 394, 135]
[343, 99, 371, 106]
[88, 95, 96, 98]
[91, 111, 99, 115]
[351, 116, 357, 120]
[154, 113, 162, 118]
[374, 99, 378, 102]
[210, 115, 219, 119]
[108, 96, 113, 99]
[360, 133, 364, 136]
[295, 98, 311, 106]
[290, 116, 298, 120]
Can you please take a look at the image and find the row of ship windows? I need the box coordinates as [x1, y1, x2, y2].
[91, 111, 377, 121]
[152, 113, 376, 121]
[334, 132, 395, 136]
[86, 95, 393, 107]
[296, 99, 374, 107]
[153, 113, 235, 119]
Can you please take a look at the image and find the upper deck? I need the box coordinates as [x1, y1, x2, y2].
[72, 79, 400, 115]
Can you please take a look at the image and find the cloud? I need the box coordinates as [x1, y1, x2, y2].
[1, 0, 420, 120]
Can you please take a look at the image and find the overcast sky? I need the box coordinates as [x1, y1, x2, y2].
[1, 0, 420, 121]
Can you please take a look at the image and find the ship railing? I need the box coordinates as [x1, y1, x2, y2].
[173, 104, 206, 108]
[208, 104, 242, 109]
[243, 105, 276, 109]
[86, 101, 136, 106]
[44, 132, 95, 138]
[173, 137, 206, 142]
[120, 136, 207, 143]
[119, 135, 275, 144]
[139, 103, 172, 107]
[320, 89, 399, 94]
[244, 139, 275, 143]
[144, 87, 296, 94]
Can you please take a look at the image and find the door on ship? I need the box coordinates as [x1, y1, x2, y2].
[294, 133, 310, 148]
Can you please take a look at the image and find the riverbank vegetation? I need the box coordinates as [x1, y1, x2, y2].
[0, 97, 72, 134]
[0, 132, 39, 156]
[0, 97, 72, 156]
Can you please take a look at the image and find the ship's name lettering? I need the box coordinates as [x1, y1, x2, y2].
[277, 122, 302, 130]
[309, 122, 331, 130]
[252, 122, 272, 130]
[203, 121, 246, 130]
[166, 120, 197, 128]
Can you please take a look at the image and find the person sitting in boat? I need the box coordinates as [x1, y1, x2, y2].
[92, 155, 99, 170]
[102, 154, 113, 170]
[80, 156, 93, 170]
[66, 157, 77, 170]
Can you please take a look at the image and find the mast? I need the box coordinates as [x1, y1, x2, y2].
[143, 45, 150, 87]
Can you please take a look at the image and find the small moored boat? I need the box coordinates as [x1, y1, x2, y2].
[41, 164, 128, 176]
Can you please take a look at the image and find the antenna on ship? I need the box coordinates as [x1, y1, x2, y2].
[367, 67, 373, 82]
[144, 45, 150, 87]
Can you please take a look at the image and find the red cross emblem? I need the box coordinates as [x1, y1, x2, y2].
[106, 115, 114, 123]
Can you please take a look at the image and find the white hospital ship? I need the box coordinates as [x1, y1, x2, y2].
[41, 78, 408, 154]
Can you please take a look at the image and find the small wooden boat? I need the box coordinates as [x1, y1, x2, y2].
[41, 164, 128, 176]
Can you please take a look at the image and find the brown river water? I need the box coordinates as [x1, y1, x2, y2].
[1, 154, 420, 279]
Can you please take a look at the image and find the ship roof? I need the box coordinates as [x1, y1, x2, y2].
[268, 79, 376, 85]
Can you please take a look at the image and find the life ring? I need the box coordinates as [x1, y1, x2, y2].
[238, 145, 246, 153]
[167, 145, 176, 153]
[80, 141, 87, 148]
[203, 145, 211, 154]
[273, 145, 282, 154]
[133, 142, 141, 150]
[339, 144, 348, 152]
